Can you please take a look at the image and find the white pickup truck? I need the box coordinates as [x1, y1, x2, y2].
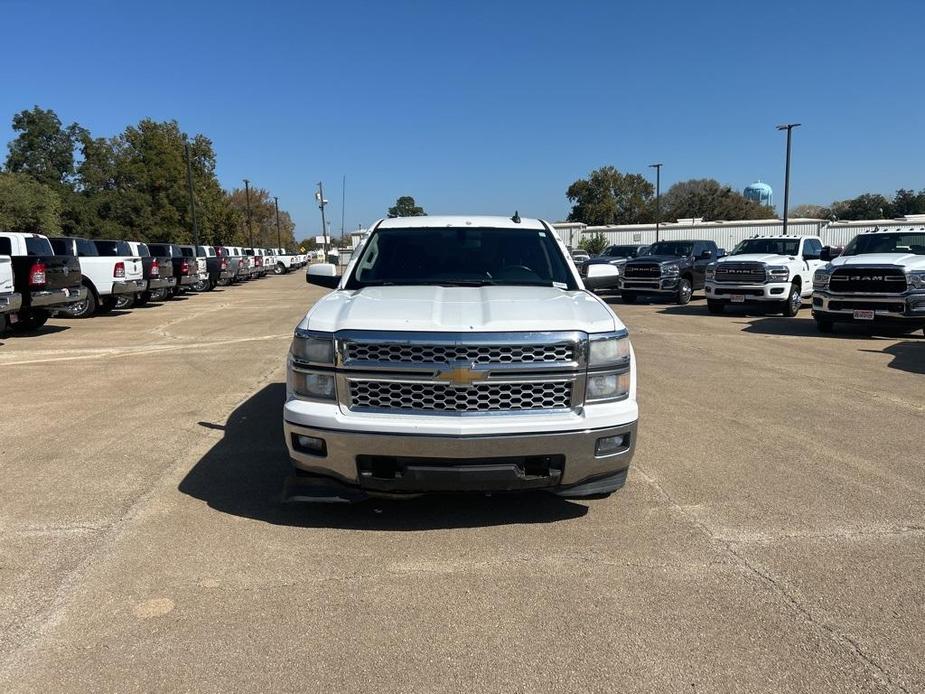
[705, 235, 827, 316]
[269, 247, 299, 274]
[812, 228, 925, 334]
[0, 254, 22, 332]
[285, 215, 638, 502]
[49, 236, 145, 317]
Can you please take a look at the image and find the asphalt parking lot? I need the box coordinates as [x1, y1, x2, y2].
[1, 273, 923, 693]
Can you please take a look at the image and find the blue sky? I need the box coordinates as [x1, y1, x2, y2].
[2, 0, 923, 237]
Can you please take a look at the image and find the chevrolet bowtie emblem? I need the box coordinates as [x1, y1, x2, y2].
[441, 362, 489, 389]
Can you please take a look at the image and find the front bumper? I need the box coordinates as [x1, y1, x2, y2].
[284, 419, 637, 496]
[812, 290, 925, 323]
[31, 285, 87, 308]
[0, 291, 22, 314]
[705, 281, 791, 302]
[111, 279, 147, 295]
[620, 277, 679, 294]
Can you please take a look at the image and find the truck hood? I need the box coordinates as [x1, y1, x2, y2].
[718, 253, 796, 265]
[301, 286, 622, 334]
[585, 257, 629, 266]
[628, 255, 683, 265]
[830, 253, 925, 270]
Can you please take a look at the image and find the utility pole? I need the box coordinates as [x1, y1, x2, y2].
[273, 196, 282, 250]
[341, 175, 346, 243]
[315, 182, 329, 257]
[777, 123, 801, 236]
[184, 143, 200, 247]
[243, 179, 254, 247]
[649, 163, 662, 243]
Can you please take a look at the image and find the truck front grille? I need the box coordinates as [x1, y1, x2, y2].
[348, 380, 574, 412]
[829, 267, 907, 294]
[624, 263, 661, 278]
[346, 342, 575, 365]
[714, 262, 766, 284]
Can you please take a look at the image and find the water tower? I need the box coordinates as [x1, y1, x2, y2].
[744, 180, 773, 207]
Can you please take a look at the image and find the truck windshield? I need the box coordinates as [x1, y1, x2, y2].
[842, 232, 925, 256]
[95, 240, 133, 256]
[604, 245, 643, 258]
[645, 241, 693, 257]
[732, 238, 801, 256]
[347, 227, 576, 289]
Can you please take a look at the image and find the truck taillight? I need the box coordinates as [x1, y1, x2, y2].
[220, 258, 228, 270]
[114, 261, 125, 279]
[238, 259, 244, 269]
[180, 259, 189, 275]
[151, 258, 160, 277]
[29, 261, 47, 287]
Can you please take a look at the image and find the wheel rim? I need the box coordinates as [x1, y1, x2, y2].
[70, 299, 88, 315]
[680, 280, 692, 301]
[115, 296, 130, 308]
[790, 289, 801, 312]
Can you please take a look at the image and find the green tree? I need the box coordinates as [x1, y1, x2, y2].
[566, 166, 654, 225]
[225, 186, 297, 248]
[4, 107, 85, 186]
[578, 231, 608, 255]
[0, 172, 62, 234]
[387, 195, 425, 217]
[790, 204, 828, 219]
[661, 178, 776, 222]
[891, 188, 925, 217]
[825, 193, 893, 221]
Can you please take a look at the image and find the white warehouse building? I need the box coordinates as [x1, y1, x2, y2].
[553, 214, 925, 251]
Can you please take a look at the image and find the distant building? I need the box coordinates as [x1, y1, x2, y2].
[744, 181, 773, 207]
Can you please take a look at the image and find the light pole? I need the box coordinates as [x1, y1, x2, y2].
[273, 196, 282, 250]
[184, 142, 200, 247]
[243, 179, 254, 247]
[315, 182, 329, 258]
[649, 163, 662, 243]
[776, 123, 801, 236]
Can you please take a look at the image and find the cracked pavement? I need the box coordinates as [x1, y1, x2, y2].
[0, 275, 923, 692]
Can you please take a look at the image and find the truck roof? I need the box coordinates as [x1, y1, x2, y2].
[743, 234, 820, 240]
[374, 215, 548, 231]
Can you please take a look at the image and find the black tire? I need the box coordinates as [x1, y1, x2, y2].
[114, 294, 135, 310]
[14, 309, 49, 331]
[815, 318, 835, 334]
[169, 286, 181, 297]
[781, 282, 802, 317]
[274, 262, 286, 275]
[135, 293, 149, 307]
[191, 279, 209, 292]
[676, 277, 693, 305]
[68, 287, 98, 318]
[621, 291, 637, 304]
[707, 299, 725, 315]
[97, 295, 116, 314]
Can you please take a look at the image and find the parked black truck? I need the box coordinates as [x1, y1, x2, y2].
[147, 243, 201, 296]
[0, 232, 86, 330]
[621, 239, 725, 305]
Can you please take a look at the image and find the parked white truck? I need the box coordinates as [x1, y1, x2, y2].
[49, 236, 145, 317]
[0, 254, 22, 332]
[285, 215, 638, 502]
[812, 228, 925, 334]
[704, 235, 826, 316]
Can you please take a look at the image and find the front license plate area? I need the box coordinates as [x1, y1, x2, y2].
[730, 294, 746, 303]
[853, 309, 875, 320]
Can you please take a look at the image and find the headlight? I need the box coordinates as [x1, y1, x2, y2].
[813, 268, 832, 289]
[705, 263, 716, 280]
[586, 372, 631, 402]
[766, 265, 790, 282]
[908, 271, 925, 289]
[291, 330, 334, 364]
[662, 264, 680, 276]
[588, 334, 631, 367]
[290, 370, 336, 400]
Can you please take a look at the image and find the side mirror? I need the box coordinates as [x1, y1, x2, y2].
[820, 246, 841, 262]
[699, 250, 713, 260]
[306, 263, 341, 289]
[717, 248, 726, 258]
[583, 263, 620, 289]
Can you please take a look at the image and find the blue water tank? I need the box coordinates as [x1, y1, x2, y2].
[744, 181, 773, 206]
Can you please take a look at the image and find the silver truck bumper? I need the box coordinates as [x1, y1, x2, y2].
[147, 277, 173, 290]
[812, 290, 925, 321]
[111, 279, 147, 295]
[705, 281, 792, 302]
[31, 286, 87, 307]
[620, 277, 678, 293]
[284, 419, 637, 496]
[179, 275, 198, 286]
[0, 291, 22, 314]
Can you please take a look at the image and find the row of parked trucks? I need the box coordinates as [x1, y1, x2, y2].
[0, 232, 306, 331]
[579, 228, 925, 334]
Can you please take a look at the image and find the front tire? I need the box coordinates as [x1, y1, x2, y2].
[274, 262, 286, 275]
[781, 282, 802, 317]
[676, 277, 693, 305]
[707, 299, 725, 314]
